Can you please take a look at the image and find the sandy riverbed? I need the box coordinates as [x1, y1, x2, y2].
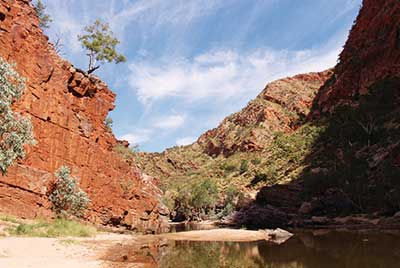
[0, 228, 292, 268]
[0, 233, 133, 268]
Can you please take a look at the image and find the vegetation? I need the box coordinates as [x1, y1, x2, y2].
[49, 166, 90, 218]
[114, 144, 139, 162]
[33, 0, 52, 29]
[0, 57, 35, 174]
[172, 178, 219, 221]
[134, 75, 400, 220]
[0, 214, 19, 224]
[9, 218, 96, 237]
[105, 117, 113, 132]
[251, 158, 261, 165]
[239, 160, 249, 174]
[300, 77, 400, 212]
[78, 19, 126, 73]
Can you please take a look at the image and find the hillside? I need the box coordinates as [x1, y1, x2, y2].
[0, 0, 167, 233]
[135, 70, 333, 220]
[237, 0, 400, 228]
[136, 0, 400, 228]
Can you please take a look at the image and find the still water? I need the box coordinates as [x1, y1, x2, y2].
[104, 230, 400, 268]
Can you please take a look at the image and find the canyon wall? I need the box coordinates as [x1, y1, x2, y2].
[0, 0, 167, 233]
[313, 0, 400, 114]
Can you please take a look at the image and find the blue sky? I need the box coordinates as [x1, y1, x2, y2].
[42, 0, 362, 152]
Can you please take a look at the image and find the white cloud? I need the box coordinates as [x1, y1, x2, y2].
[119, 129, 152, 145]
[45, 1, 86, 53]
[112, 0, 222, 28]
[176, 136, 197, 146]
[152, 114, 185, 130]
[128, 44, 343, 105]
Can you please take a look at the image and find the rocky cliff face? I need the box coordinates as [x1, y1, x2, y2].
[313, 0, 400, 114]
[198, 70, 332, 157]
[237, 0, 400, 229]
[0, 0, 168, 233]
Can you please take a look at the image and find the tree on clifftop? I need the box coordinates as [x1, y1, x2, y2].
[0, 58, 35, 174]
[33, 0, 53, 29]
[78, 19, 126, 74]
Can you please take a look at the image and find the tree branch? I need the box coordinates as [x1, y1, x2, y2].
[87, 65, 100, 74]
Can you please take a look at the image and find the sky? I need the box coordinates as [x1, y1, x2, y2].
[42, 0, 362, 152]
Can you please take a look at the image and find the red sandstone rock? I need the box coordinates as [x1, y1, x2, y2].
[0, 0, 167, 233]
[313, 0, 400, 114]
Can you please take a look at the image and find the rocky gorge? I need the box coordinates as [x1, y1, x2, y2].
[0, 0, 398, 259]
[136, 0, 400, 229]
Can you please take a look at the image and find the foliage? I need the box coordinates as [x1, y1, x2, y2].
[0, 57, 35, 174]
[33, 0, 52, 29]
[251, 158, 261, 165]
[301, 77, 400, 212]
[49, 166, 90, 217]
[105, 117, 113, 132]
[78, 19, 126, 73]
[221, 163, 236, 174]
[114, 144, 139, 161]
[239, 160, 249, 174]
[250, 173, 268, 185]
[9, 218, 96, 237]
[219, 185, 243, 218]
[190, 178, 219, 211]
[172, 178, 219, 220]
[0, 214, 19, 224]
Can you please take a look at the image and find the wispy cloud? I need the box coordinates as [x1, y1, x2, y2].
[128, 44, 342, 105]
[152, 114, 185, 130]
[176, 136, 197, 146]
[42, 0, 361, 152]
[119, 129, 152, 145]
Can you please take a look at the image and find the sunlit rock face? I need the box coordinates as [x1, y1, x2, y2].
[197, 70, 333, 157]
[0, 0, 168, 233]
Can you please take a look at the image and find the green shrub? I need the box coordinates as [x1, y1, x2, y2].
[10, 218, 96, 237]
[0, 57, 35, 174]
[251, 158, 262, 165]
[239, 160, 249, 174]
[221, 163, 236, 174]
[250, 173, 268, 185]
[190, 178, 218, 211]
[170, 178, 219, 220]
[219, 185, 243, 218]
[49, 166, 90, 217]
[33, 0, 52, 29]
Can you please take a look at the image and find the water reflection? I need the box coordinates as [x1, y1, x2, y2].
[103, 230, 400, 268]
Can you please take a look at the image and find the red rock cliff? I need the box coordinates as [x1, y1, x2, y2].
[0, 0, 168, 233]
[313, 0, 400, 114]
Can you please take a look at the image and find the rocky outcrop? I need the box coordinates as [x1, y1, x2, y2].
[198, 70, 332, 157]
[235, 0, 400, 230]
[313, 0, 400, 114]
[0, 0, 168, 233]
